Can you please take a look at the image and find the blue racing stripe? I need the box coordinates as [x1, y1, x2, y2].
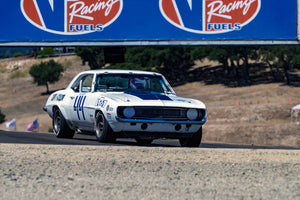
[124, 91, 172, 101]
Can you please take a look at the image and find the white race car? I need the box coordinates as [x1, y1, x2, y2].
[44, 70, 207, 147]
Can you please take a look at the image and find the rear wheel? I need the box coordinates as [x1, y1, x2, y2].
[95, 112, 116, 142]
[53, 107, 75, 138]
[179, 127, 202, 147]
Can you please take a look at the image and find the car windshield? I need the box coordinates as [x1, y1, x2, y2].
[95, 74, 173, 93]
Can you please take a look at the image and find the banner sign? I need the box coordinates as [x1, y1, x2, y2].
[0, 0, 298, 45]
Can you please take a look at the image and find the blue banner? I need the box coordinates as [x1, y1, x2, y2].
[0, 0, 297, 44]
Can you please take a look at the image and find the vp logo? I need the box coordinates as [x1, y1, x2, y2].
[74, 95, 86, 120]
[21, 0, 66, 34]
[21, 0, 123, 35]
[160, 0, 205, 33]
[160, 0, 261, 34]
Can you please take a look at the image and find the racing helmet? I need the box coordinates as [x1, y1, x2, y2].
[129, 77, 146, 89]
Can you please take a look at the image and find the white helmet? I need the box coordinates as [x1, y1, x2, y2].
[129, 78, 146, 89]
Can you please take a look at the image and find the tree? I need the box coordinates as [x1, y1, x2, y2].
[121, 46, 193, 84]
[38, 47, 57, 58]
[75, 47, 104, 69]
[13, 52, 23, 57]
[154, 46, 193, 83]
[192, 46, 259, 86]
[124, 47, 157, 68]
[230, 46, 259, 85]
[29, 60, 64, 94]
[260, 46, 300, 85]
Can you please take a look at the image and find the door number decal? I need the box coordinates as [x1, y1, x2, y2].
[73, 95, 86, 120]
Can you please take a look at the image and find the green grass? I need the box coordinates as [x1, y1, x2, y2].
[0, 69, 7, 73]
[9, 70, 29, 79]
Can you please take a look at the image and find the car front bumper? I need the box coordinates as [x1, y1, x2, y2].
[111, 117, 206, 133]
[116, 117, 206, 125]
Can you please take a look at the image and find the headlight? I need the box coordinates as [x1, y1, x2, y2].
[187, 109, 198, 120]
[123, 107, 135, 119]
[198, 110, 203, 120]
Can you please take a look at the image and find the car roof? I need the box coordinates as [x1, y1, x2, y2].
[83, 69, 162, 76]
[66, 69, 173, 92]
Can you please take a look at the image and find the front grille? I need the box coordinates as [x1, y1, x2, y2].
[135, 107, 186, 120]
[118, 106, 205, 121]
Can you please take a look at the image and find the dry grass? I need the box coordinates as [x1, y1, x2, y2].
[0, 55, 89, 132]
[175, 82, 300, 147]
[0, 55, 299, 147]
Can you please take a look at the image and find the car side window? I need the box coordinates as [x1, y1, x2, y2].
[71, 74, 94, 93]
[82, 75, 93, 92]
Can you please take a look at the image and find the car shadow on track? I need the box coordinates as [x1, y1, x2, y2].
[1, 131, 299, 150]
[76, 135, 300, 150]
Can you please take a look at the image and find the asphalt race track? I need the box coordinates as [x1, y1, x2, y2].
[0, 130, 299, 150]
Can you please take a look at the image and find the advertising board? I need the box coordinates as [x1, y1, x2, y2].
[0, 0, 298, 46]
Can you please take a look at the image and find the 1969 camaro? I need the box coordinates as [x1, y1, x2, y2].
[44, 70, 207, 147]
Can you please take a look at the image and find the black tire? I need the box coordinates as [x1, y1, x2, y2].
[95, 112, 116, 143]
[135, 139, 153, 146]
[179, 127, 202, 147]
[53, 107, 75, 138]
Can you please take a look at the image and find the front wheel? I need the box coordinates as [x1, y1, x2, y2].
[95, 112, 116, 143]
[179, 127, 202, 147]
[53, 107, 75, 138]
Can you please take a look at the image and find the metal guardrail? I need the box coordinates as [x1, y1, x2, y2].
[36, 53, 76, 58]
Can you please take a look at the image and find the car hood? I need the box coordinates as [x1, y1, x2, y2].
[102, 90, 205, 108]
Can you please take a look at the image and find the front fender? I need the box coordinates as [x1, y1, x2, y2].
[45, 90, 72, 119]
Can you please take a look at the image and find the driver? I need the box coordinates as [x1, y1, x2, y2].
[129, 77, 146, 89]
